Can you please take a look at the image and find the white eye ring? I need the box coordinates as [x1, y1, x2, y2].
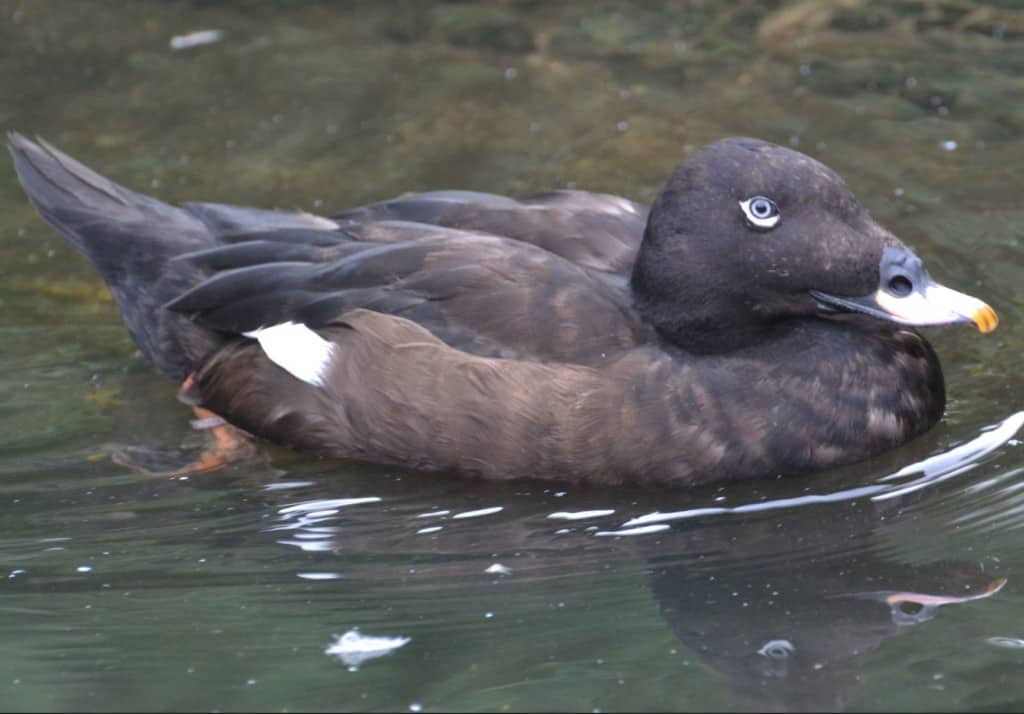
[739, 196, 780, 230]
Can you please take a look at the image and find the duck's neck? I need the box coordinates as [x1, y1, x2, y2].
[630, 234, 785, 355]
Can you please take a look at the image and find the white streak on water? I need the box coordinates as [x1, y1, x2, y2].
[262, 481, 315, 491]
[278, 497, 381, 515]
[614, 411, 1024, 530]
[452, 507, 503, 520]
[547, 510, 615, 520]
[872, 411, 1024, 501]
[594, 524, 671, 537]
[276, 539, 335, 552]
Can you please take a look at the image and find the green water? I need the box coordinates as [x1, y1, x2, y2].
[1, 1, 1024, 711]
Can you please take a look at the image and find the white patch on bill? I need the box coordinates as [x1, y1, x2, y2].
[244, 322, 336, 387]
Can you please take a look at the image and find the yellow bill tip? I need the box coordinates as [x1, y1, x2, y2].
[973, 304, 999, 334]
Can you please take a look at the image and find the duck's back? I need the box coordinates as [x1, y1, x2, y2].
[332, 189, 647, 275]
[9, 134, 653, 377]
[171, 189, 654, 366]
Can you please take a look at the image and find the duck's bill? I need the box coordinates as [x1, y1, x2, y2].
[811, 279, 998, 333]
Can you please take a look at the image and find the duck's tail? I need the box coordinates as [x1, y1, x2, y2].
[8, 133, 220, 380]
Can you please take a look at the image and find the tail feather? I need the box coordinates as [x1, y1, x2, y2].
[8, 132, 219, 380]
[8, 132, 210, 259]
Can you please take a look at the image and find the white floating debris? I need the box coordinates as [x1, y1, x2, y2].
[594, 524, 671, 537]
[941, 140, 958, 152]
[8, 569, 26, 579]
[297, 572, 341, 581]
[76, 565, 93, 573]
[485, 563, 511, 575]
[987, 636, 1024, 649]
[452, 507, 503, 520]
[325, 628, 410, 670]
[169, 29, 224, 51]
[757, 639, 795, 658]
[547, 510, 615, 521]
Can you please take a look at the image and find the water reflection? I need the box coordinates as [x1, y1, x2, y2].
[251, 412, 1021, 710]
[651, 534, 1001, 711]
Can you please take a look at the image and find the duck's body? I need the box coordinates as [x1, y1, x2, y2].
[8, 134, 994, 486]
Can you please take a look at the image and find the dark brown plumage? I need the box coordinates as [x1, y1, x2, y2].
[8, 133, 994, 486]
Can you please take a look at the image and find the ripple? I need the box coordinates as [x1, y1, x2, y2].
[415, 510, 450, 519]
[452, 507, 504, 520]
[547, 510, 616, 521]
[594, 524, 671, 537]
[278, 497, 382, 515]
[597, 411, 1024, 536]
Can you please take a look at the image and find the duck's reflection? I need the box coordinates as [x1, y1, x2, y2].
[646, 501, 1002, 711]
[615, 417, 1018, 709]
[214, 413, 1019, 710]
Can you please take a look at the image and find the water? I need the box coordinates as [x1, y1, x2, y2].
[2, 0, 1024, 710]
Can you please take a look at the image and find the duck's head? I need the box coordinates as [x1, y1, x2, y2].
[631, 137, 997, 352]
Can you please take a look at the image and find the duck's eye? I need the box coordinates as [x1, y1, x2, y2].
[739, 196, 781, 230]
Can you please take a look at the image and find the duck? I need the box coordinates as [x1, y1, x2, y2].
[8, 132, 997, 487]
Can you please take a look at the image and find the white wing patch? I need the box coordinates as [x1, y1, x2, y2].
[243, 322, 336, 387]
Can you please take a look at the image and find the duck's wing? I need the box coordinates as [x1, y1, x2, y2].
[330, 190, 647, 275]
[166, 219, 652, 364]
[9, 132, 648, 372]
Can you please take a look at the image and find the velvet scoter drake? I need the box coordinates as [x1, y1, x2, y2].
[8, 133, 997, 486]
